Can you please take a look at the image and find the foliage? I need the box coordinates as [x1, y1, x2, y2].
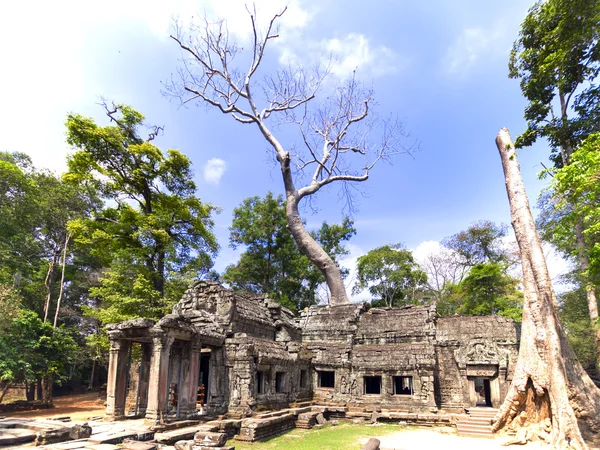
[0, 284, 21, 331]
[509, 0, 600, 166]
[559, 287, 599, 372]
[0, 310, 77, 399]
[0, 152, 97, 317]
[65, 103, 219, 322]
[442, 220, 510, 267]
[452, 263, 522, 321]
[546, 134, 600, 283]
[354, 244, 427, 307]
[224, 193, 355, 310]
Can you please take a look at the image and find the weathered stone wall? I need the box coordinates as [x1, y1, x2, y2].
[435, 316, 520, 410]
[106, 281, 522, 423]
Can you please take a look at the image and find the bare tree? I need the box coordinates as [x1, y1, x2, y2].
[493, 128, 600, 449]
[419, 247, 468, 303]
[165, 7, 414, 305]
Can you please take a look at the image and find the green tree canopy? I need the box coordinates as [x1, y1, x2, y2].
[353, 244, 427, 308]
[449, 263, 523, 321]
[224, 193, 355, 310]
[442, 220, 510, 268]
[65, 103, 219, 323]
[0, 310, 77, 402]
[509, 0, 600, 166]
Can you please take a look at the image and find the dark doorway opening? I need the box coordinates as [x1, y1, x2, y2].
[198, 351, 211, 406]
[364, 376, 382, 395]
[474, 377, 492, 407]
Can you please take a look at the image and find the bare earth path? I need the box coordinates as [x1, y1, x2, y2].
[367, 429, 548, 450]
[1, 393, 106, 421]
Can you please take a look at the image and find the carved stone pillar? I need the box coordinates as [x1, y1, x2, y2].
[179, 338, 202, 417]
[105, 335, 130, 419]
[144, 331, 174, 424]
[136, 343, 152, 416]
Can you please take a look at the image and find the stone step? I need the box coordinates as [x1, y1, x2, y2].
[154, 425, 218, 444]
[457, 423, 493, 432]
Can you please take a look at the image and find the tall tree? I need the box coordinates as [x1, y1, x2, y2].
[442, 220, 511, 268]
[166, 7, 413, 306]
[353, 244, 427, 307]
[0, 310, 77, 403]
[493, 128, 600, 449]
[224, 193, 355, 310]
[452, 263, 522, 321]
[539, 134, 600, 369]
[510, 0, 600, 368]
[65, 103, 219, 322]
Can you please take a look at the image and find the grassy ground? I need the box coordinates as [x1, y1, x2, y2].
[228, 423, 404, 450]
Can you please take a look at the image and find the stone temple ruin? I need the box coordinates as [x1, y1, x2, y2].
[105, 281, 519, 441]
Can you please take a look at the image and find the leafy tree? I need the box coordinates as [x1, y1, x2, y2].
[0, 310, 77, 403]
[65, 103, 219, 322]
[442, 220, 511, 268]
[511, 0, 600, 372]
[353, 244, 427, 307]
[510, 0, 600, 166]
[224, 193, 355, 310]
[0, 152, 97, 321]
[452, 263, 522, 321]
[167, 7, 413, 305]
[559, 287, 598, 373]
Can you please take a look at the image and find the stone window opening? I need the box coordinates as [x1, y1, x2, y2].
[364, 376, 382, 395]
[256, 371, 265, 394]
[393, 376, 413, 395]
[275, 372, 286, 393]
[317, 370, 335, 388]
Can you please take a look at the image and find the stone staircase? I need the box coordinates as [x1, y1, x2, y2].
[456, 407, 497, 438]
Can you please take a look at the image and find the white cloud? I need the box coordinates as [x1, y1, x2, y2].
[203, 158, 227, 184]
[443, 26, 504, 75]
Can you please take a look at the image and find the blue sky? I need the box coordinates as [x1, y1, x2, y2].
[0, 0, 569, 297]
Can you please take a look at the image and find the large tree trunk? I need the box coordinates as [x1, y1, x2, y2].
[276, 151, 350, 306]
[40, 376, 53, 404]
[493, 128, 600, 449]
[285, 195, 349, 306]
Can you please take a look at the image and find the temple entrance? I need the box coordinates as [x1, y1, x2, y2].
[474, 377, 492, 407]
[197, 349, 211, 409]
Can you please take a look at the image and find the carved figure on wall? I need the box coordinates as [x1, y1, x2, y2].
[454, 341, 509, 369]
[350, 378, 358, 396]
[340, 376, 349, 394]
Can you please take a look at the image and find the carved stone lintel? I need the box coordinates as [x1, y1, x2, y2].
[454, 341, 508, 370]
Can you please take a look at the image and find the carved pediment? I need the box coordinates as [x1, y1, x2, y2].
[454, 341, 508, 369]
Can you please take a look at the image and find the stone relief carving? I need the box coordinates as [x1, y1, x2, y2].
[454, 341, 508, 369]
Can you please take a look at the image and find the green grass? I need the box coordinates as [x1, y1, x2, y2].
[228, 423, 404, 450]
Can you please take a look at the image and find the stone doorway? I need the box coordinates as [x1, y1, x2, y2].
[473, 377, 492, 407]
[197, 349, 211, 408]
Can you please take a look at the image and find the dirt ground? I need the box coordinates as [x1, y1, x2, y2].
[1, 392, 106, 421]
[369, 429, 549, 450]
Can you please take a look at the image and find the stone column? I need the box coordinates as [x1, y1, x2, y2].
[106, 335, 131, 419]
[179, 338, 202, 417]
[144, 331, 174, 424]
[207, 346, 227, 414]
[136, 343, 152, 416]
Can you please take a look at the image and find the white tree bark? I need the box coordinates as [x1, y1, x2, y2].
[493, 128, 600, 449]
